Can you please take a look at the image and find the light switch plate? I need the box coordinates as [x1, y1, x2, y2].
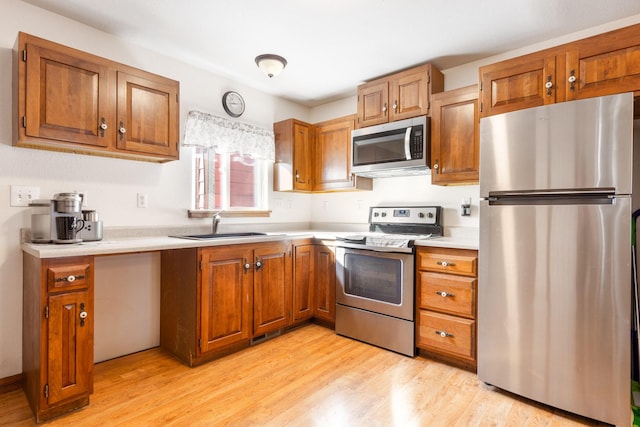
[10, 185, 40, 207]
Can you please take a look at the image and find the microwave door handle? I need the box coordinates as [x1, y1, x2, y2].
[404, 126, 412, 160]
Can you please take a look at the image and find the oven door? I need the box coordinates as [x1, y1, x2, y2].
[335, 246, 414, 321]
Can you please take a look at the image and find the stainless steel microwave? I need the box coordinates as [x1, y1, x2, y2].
[351, 115, 430, 177]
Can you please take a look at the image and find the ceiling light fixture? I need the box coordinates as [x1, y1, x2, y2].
[255, 54, 287, 78]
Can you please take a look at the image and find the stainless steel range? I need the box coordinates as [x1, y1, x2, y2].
[335, 205, 443, 356]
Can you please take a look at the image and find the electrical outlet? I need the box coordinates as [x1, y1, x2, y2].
[10, 185, 40, 207]
[137, 193, 148, 208]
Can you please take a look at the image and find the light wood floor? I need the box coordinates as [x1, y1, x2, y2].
[0, 324, 607, 426]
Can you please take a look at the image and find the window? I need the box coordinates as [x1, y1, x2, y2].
[194, 147, 268, 211]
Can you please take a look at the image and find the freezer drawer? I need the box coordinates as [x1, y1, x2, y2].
[478, 197, 630, 427]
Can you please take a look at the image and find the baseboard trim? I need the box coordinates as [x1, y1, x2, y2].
[0, 373, 23, 394]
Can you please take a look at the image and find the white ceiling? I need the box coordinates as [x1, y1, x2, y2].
[22, 0, 640, 107]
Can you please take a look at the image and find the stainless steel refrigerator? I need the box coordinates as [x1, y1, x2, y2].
[478, 92, 633, 427]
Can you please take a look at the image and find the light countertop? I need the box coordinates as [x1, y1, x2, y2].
[22, 229, 479, 259]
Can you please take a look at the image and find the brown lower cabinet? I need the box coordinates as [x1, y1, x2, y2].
[292, 242, 336, 325]
[22, 254, 94, 422]
[160, 240, 335, 367]
[416, 247, 478, 370]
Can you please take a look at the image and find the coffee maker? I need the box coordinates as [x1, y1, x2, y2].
[30, 193, 102, 243]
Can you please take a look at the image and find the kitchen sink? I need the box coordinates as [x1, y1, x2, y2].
[171, 232, 269, 240]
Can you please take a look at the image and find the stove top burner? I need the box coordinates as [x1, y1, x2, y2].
[338, 205, 443, 249]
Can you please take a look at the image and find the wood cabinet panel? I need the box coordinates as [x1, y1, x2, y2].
[431, 85, 479, 185]
[200, 246, 252, 353]
[417, 248, 477, 277]
[565, 25, 640, 100]
[47, 290, 93, 406]
[273, 119, 314, 192]
[23, 254, 94, 422]
[313, 244, 336, 323]
[479, 52, 558, 117]
[416, 247, 478, 370]
[417, 311, 475, 361]
[253, 243, 292, 336]
[115, 71, 179, 157]
[293, 244, 314, 322]
[357, 64, 444, 128]
[23, 42, 114, 147]
[418, 272, 476, 318]
[15, 32, 179, 162]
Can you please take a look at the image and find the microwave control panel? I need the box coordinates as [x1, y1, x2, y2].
[369, 206, 440, 225]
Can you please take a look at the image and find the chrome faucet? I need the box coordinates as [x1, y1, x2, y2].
[212, 213, 221, 235]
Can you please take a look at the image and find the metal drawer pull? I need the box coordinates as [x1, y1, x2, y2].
[435, 330, 454, 338]
[436, 291, 455, 298]
[55, 275, 85, 283]
[436, 261, 456, 267]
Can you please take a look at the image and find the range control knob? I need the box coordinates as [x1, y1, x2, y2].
[418, 212, 425, 218]
[427, 212, 434, 218]
[381, 212, 387, 217]
[373, 212, 379, 217]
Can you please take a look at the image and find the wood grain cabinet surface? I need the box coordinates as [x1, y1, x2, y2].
[430, 85, 479, 185]
[293, 242, 336, 325]
[357, 64, 444, 128]
[274, 116, 372, 193]
[416, 247, 478, 370]
[479, 23, 640, 117]
[23, 254, 94, 422]
[14, 32, 179, 162]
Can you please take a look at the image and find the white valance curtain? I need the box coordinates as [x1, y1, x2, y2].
[182, 110, 275, 161]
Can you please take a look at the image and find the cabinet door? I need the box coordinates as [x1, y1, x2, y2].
[357, 80, 389, 127]
[565, 24, 640, 101]
[200, 247, 253, 353]
[47, 290, 93, 406]
[116, 71, 179, 158]
[313, 244, 336, 322]
[431, 85, 479, 185]
[292, 122, 314, 191]
[293, 244, 314, 322]
[389, 68, 429, 121]
[253, 243, 292, 336]
[479, 52, 558, 117]
[24, 41, 114, 147]
[314, 116, 356, 191]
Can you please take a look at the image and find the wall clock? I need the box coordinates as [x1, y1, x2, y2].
[222, 91, 245, 118]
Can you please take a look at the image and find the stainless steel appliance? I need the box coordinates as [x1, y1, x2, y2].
[335, 205, 443, 356]
[351, 115, 430, 177]
[478, 93, 633, 427]
[29, 193, 103, 243]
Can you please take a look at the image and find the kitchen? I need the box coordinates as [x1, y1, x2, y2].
[2, 0, 640, 425]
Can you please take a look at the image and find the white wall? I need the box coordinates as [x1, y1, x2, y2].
[1, 0, 639, 379]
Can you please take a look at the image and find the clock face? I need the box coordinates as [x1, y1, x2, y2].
[222, 91, 245, 117]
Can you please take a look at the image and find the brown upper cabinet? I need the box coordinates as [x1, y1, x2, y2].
[430, 85, 479, 185]
[14, 32, 180, 162]
[357, 64, 444, 128]
[273, 116, 372, 193]
[479, 23, 640, 117]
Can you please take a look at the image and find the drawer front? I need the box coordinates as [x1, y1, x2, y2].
[419, 272, 476, 318]
[417, 310, 475, 360]
[47, 262, 92, 293]
[417, 249, 477, 277]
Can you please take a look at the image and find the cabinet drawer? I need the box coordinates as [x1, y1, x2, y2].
[417, 310, 475, 360]
[47, 262, 92, 293]
[419, 272, 476, 318]
[417, 249, 477, 277]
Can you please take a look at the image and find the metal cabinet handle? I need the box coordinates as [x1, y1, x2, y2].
[545, 75, 553, 96]
[244, 259, 251, 272]
[382, 102, 387, 114]
[435, 330, 454, 338]
[433, 161, 439, 175]
[79, 302, 87, 327]
[392, 100, 398, 111]
[255, 258, 263, 271]
[54, 274, 85, 283]
[568, 69, 576, 91]
[436, 261, 456, 267]
[119, 121, 126, 141]
[436, 291, 455, 298]
[99, 118, 107, 137]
